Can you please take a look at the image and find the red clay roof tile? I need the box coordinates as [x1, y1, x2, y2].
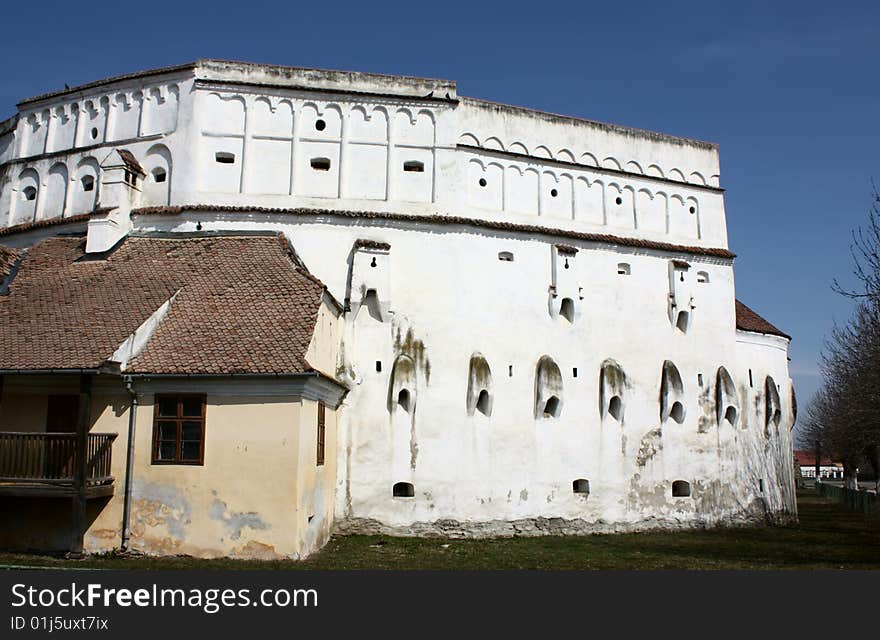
[0, 234, 326, 374]
[793, 450, 839, 467]
[0, 213, 90, 238]
[0, 245, 21, 282]
[735, 299, 790, 340]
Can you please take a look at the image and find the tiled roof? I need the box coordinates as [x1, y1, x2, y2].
[116, 149, 145, 175]
[0, 213, 90, 238]
[735, 299, 790, 340]
[793, 450, 839, 467]
[0, 233, 327, 374]
[133, 205, 737, 260]
[0, 245, 20, 282]
[354, 239, 391, 251]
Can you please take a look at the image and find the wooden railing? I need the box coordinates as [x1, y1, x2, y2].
[0, 432, 117, 486]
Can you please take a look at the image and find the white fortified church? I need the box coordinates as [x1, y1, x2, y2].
[0, 60, 796, 558]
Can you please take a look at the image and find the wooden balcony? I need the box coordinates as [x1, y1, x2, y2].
[0, 432, 118, 498]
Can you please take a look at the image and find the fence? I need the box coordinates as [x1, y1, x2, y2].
[0, 432, 117, 487]
[817, 482, 880, 516]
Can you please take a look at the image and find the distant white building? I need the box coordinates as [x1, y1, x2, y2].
[794, 451, 843, 480]
[0, 60, 797, 558]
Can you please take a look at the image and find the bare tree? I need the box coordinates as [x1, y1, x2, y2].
[800, 186, 880, 491]
[833, 182, 880, 302]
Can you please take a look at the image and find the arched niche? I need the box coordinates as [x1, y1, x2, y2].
[599, 359, 626, 422]
[12, 167, 40, 225]
[143, 143, 172, 205]
[660, 360, 685, 424]
[44, 163, 68, 220]
[765, 376, 782, 434]
[715, 366, 739, 427]
[203, 93, 246, 135]
[388, 354, 417, 415]
[70, 157, 100, 214]
[466, 353, 493, 417]
[535, 356, 563, 418]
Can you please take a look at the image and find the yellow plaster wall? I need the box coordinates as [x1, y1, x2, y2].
[125, 395, 306, 559]
[305, 299, 344, 378]
[0, 376, 130, 552]
[0, 377, 340, 560]
[294, 399, 339, 557]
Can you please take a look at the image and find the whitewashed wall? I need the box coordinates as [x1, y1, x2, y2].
[1, 62, 727, 251]
[0, 75, 187, 227]
[135, 211, 796, 531]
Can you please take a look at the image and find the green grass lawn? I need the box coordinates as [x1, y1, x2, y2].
[1, 489, 878, 570]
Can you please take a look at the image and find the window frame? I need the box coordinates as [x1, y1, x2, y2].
[316, 401, 326, 466]
[151, 394, 207, 466]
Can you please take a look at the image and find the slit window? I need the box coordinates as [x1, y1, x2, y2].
[22, 186, 36, 201]
[81, 175, 95, 192]
[572, 479, 590, 495]
[316, 401, 326, 466]
[672, 480, 691, 497]
[403, 160, 424, 173]
[152, 395, 206, 465]
[749, 369, 754, 388]
[375, 361, 382, 372]
[393, 482, 414, 498]
[310, 157, 331, 171]
[152, 168, 167, 183]
[215, 151, 235, 164]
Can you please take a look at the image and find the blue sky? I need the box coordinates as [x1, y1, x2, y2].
[2, 1, 878, 431]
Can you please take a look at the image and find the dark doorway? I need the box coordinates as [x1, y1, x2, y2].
[46, 395, 79, 432]
[45, 394, 80, 479]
